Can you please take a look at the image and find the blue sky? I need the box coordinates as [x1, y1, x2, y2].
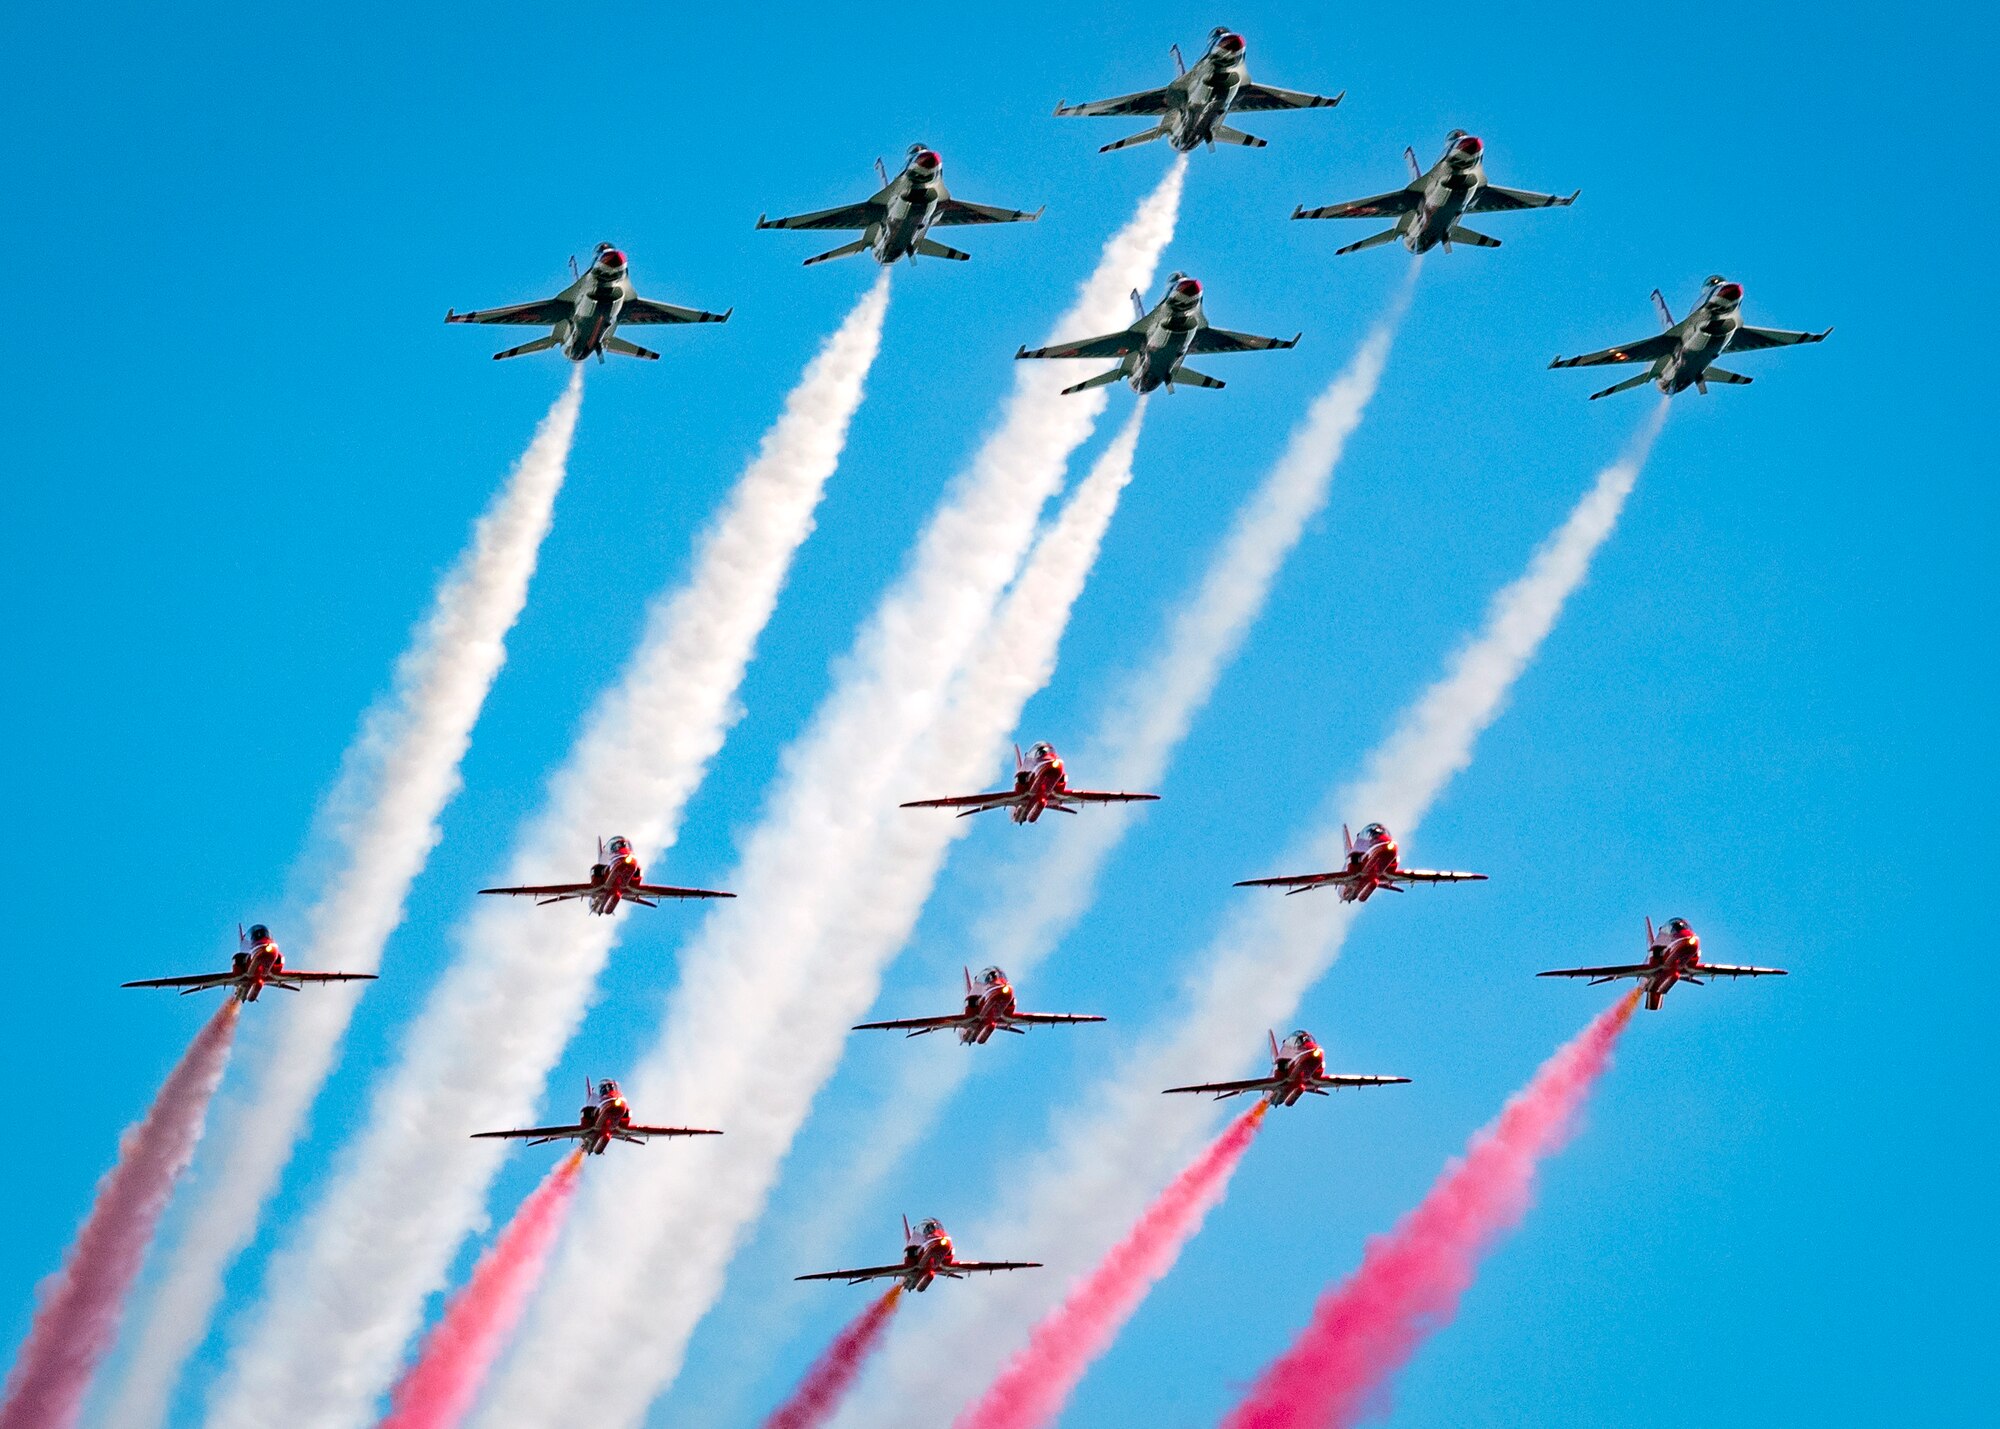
[2, 3, 1991, 1426]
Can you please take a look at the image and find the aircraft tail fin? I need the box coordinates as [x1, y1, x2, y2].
[1587, 371, 1655, 401]
[1210, 125, 1267, 149]
[902, 1213, 913, 1243]
[1343, 824, 1354, 856]
[1651, 289, 1676, 331]
[1645, 917, 1656, 947]
[803, 237, 872, 267]
[913, 237, 970, 262]
[1335, 226, 1404, 257]
[1061, 368, 1128, 396]
[875, 156, 890, 187]
[1130, 288, 1147, 323]
[492, 335, 561, 361]
[1168, 366, 1225, 390]
[1269, 1029, 1280, 1061]
[1101, 125, 1168, 154]
[1171, 41, 1186, 76]
[1444, 224, 1501, 249]
[964, 965, 973, 994]
[1404, 145, 1422, 181]
[603, 335, 659, 361]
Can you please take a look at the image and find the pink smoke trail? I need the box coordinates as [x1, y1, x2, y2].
[954, 1104, 1270, 1429]
[761, 1286, 904, 1429]
[377, 1150, 585, 1429]
[0, 1001, 240, 1429]
[1222, 991, 1642, 1429]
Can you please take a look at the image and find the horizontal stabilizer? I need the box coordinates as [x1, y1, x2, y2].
[1587, 371, 1655, 401]
[1445, 224, 1501, 248]
[1168, 367, 1224, 390]
[1060, 368, 1128, 396]
[603, 336, 659, 361]
[914, 237, 970, 262]
[492, 335, 561, 361]
[1335, 227, 1404, 256]
[1210, 125, 1267, 148]
[1101, 126, 1168, 154]
[1702, 366, 1752, 385]
[803, 238, 872, 267]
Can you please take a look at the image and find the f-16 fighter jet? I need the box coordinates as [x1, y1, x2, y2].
[1016, 275, 1297, 395]
[123, 924, 376, 1004]
[755, 146, 1041, 267]
[472, 1078, 720, 1156]
[1165, 1029, 1409, 1107]
[1550, 277, 1830, 399]
[797, 1216, 1040, 1293]
[445, 243, 731, 362]
[1235, 822, 1486, 903]
[853, 966, 1106, 1044]
[900, 741, 1158, 823]
[478, 836, 734, 915]
[1540, 917, 1787, 1012]
[1055, 28, 1342, 153]
[1293, 131, 1578, 255]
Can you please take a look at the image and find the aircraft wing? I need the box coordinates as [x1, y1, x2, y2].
[271, 971, 378, 984]
[900, 790, 1025, 818]
[445, 298, 571, 326]
[1536, 963, 1654, 982]
[756, 200, 884, 232]
[852, 1013, 972, 1034]
[935, 199, 1043, 227]
[1687, 963, 1789, 979]
[122, 971, 241, 992]
[1162, 1076, 1279, 1098]
[944, 1260, 1043, 1274]
[1233, 870, 1354, 893]
[621, 1124, 724, 1140]
[630, 882, 736, 901]
[1017, 331, 1143, 361]
[1005, 1012, 1108, 1026]
[477, 882, 594, 901]
[1311, 1073, 1411, 1089]
[1468, 184, 1580, 213]
[1725, 324, 1831, 353]
[1294, 188, 1422, 221]
[1550, 333, 1679, 368]
[1189, 327, 1300, 355]
[620, 297, 731, 325]
[1232, 82, 1344, 112]
[1059, 790, 1161, 805]
[470, 1123, 586, 1143]
[1055, 88, 1174, 118]
[796, 1263, 910, 1284]
[1387, 868, 1488, 886]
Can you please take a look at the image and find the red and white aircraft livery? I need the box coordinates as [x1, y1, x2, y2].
[123, 924, 377, 1004]
[1164, 1029, 1409, 1107]
[1540, 917, 1787, 1012]
[900, 741, 1158, 824]
[796, 1216, 1041, 1293]
[853, 965, 1106, 1045]
[1235, 821, 1486, 902]
[471, 1078, 721, 1156]
[478, 836, 734, 916]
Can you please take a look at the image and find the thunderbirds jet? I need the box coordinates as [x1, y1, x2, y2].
[478, 836, 734, 915]
[1015, 276, 1297, 395]
[123, 924, 376, 1004]
[797, 1216, 1040, 1293]
[756, 146, 1041, 266]
[1293, 131, 1578, 255]
[445, 243, 731, 362]
[1235, 822, 1486, 903]
[1165, 1029, 1409, 1107]
[1540, 917, 1787, 1011]
[900, 741, 1158, 823]
[472, 1078, 720, 1156]
[853, 966, 1106, 1044]
[1055, 28, 1342, 153]
[1550, 277, 1830, 399]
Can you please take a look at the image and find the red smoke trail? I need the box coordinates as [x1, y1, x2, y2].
[0, 1001, 240, 1429]
[955, 1103, 1270, 1429]
[378, 1150, 584, 1429]
[1221, 991, 1642, 1429]
[760, 1285, 904, 1429]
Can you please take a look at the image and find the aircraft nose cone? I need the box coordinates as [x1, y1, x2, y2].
[1174, 278, 1202, 298]
[915, 149, 941, 169]
[601, 248, 627, 269]
[1456, 135, 1483, 157]
[1716, 282, 1742, 303]
[1218, 31, 1244, 52]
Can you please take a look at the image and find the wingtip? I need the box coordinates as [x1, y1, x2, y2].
[1566, 189, 1582, 204]
[1329, 90, 1347, 107]
[719, 306, 735, 322]
[755, 215, 770, 229]
[1290, 205, 1307, 220]
[1014, 345, 1029, 360]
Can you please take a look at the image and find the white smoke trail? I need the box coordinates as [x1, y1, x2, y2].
[842, 404, 1669, 1429]
[477, 166, 1186, 1429]
[202, 277, 892, 1429]
[101, 374, 583, 1429]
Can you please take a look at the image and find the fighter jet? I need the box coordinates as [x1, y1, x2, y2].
[900, 741, 1157, 823]
[1235, 822, 1485, 903]
[1293, 131, 1578, 256]
[755, 146, 1041, 267]
[445, 243, 731, 362]
[797, 1216, 1040, 1293]
[123, 924, 376, 1004]
[1540, 917, 1787, 1012]
[472, 1078, 720, 1156]
[1550, 277, 1830, 399]
[1165, 1029, 1409, 1107]
[478, 836, 733, 915]
[853, 966, 1105, 1045]
[1055, 28, 1342, 153]
[1015, 275, 1297, 395]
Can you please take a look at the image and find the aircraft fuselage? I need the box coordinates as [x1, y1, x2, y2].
[582, 848, 644, 915]
[553, 267, 633, 361]
[1404, 157, 1484, 253]
[1337, 834, 1402, 902]
[1163, 53, 1248, 150]
[577, 1094, 631, 1154]
[1122, 292, 1205, 392]
[1008, 754, 1069, 822]
[1653, 288, 1744, 394]
[1639, 930, 1704, 1009]
[871, 166, 947, 262]
[230, 940, 284, 1002]
[959, 980, 1021, 1043]
[1266, 1043, 1326, 1107]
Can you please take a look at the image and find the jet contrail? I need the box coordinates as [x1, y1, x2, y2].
[954, 1104, 1268, 1429]
[759, 1288, 903, 1429]
[843, 403, 1668, 1428]
[106, 369, 584, 1429]
[376, 1151, 585, 1429]
[205, 277, 892, 1429]
[1220, 992, 1641, 1429]
[0, 1002, 239, 1429]
[478, 165, 1185, 1429]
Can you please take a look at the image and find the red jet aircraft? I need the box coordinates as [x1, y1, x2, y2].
[478, 835, 734, 915]
[796, 1216, 1041, 1293]
[900, 741, 1158, 824]
[853, 965, 1106, 1044]
[1235, 821, 1485, 902]
[1164, 1029, 1409, 1107]
[123, 924, 376, 1004]
[471, 1078, 721, 1156]
[1539, 916, 1787, 1011]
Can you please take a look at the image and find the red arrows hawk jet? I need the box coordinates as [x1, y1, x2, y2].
[478, 836, 734, 915]
[122, 924, 376, 1004]
[472, 1078, 720, 1156]
[1164, 1029, 1409, 1107]
[1539, 917, 1787, 1011]
[796, 1216, 1041, 1293]
[900, 742, 1158, 824]
[853, 965, 1106, 1045]
[1235, 822, 1485, 902]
